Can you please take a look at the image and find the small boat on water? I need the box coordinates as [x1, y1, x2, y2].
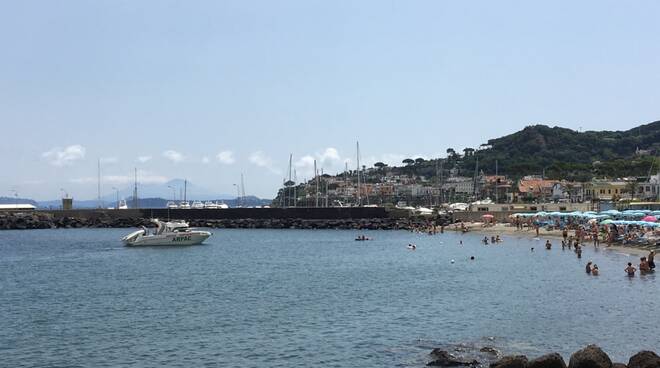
[121, 219, 211, 246]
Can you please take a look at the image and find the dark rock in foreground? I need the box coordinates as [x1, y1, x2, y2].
[490, 355, 528, 368]
[569, 345, 613, 368]
[613, 364, 628, 368]
[428, 349, 479, 366]
[628, 351, 660, 368]
[481, 347, 500, 356]
[528, 353, 567, 368]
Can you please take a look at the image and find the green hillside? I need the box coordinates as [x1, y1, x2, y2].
[379, 121, 660, 182]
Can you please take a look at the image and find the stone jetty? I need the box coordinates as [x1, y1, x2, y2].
[0, 211, 452, 231]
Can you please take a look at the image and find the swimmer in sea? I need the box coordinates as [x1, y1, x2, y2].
[545, 240, 552, 250]
[625, 262, 636, 277]
[591, 264, 599, 276]
[585, 261, 592, 274]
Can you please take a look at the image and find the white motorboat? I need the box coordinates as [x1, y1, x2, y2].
[166, 201, 178, 209]
[204, 201, 218, 209]
[117, 199, 128, 209]
[121, 219, 211, 246]
[179, 201, 191, 209]
[191, 200, 204, 209]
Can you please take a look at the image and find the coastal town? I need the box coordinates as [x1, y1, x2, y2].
[273, 156, 660, 212]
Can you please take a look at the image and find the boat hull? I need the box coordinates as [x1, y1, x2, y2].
[123, 231, 211, 246]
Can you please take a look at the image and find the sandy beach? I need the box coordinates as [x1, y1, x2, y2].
[448, 222, 654, 256]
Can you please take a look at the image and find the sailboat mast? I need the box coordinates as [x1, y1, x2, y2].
[356, 141, 361, 206]
[97, 158, 101, 208]
[133, 168, 139, 209]
[495, 159, 499, 203]
[314, 160, 319, 207]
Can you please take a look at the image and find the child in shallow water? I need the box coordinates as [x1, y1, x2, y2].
[591, 265, 599, 276]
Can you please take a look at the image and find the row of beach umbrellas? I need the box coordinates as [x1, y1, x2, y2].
[506, 209, 660, 226]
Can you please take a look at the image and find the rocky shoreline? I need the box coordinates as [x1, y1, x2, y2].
[0, 211, 453, 231]
[427, 344, 659, 368]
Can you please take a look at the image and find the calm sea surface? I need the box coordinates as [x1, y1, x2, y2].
[1, 228, 658, 367]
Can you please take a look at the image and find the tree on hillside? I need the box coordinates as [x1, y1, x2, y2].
[374, 162, 387, 169]
[402, 158, 414, 166]
[463, 148, 475, 157]
[415, 157, 425, 165]
[446, 148, 456, 157]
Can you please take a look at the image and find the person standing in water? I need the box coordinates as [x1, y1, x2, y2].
[625, 262, 636, 277]
[545, 240, 552, 250]
[648, 250, 655, 270]
[592, 264, 599, 276]
[585, 261, 592, 274]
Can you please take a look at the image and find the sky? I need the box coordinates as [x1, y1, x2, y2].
[1, 1, 660, 200]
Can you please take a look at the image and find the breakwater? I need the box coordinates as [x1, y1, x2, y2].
[0, 208, 453, 230]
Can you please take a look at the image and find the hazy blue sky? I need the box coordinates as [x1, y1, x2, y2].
[2, 1, 660, 200]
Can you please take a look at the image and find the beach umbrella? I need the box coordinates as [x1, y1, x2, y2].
[642, 215, 657, 222]
[482, 214, 494, 218]
[599, 219, 614, 225]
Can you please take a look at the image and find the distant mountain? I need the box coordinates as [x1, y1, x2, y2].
[0, 197, 38, 206]
[102, 178, 235, 202]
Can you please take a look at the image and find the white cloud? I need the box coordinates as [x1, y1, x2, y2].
[319, 147, 341, 163]
[162, 150, 184, 163]
[100, 157, 118, 164]
[216, 151, 235, 164]
[201, 156, 210, 164]
[137, 155, 152, 163]
[42, 145, 86, 166]
[249, 151, 280, 174]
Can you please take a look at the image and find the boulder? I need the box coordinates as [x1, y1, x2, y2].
[568, 345, 612, 368]
[428, 349, 479, 367]
[490, 355, 529, 368]
[612, 364, 627, 368]
[481, 347, 500, 356]
[528, 353, 567, 368]
[628, 351, 660, 368]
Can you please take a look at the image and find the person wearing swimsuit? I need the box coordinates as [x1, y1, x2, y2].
[625, 262, 636, 277]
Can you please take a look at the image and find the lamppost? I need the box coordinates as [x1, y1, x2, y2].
[112, 187, 119, 209]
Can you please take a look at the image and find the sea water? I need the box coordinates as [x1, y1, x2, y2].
[0, 228, 658, 367]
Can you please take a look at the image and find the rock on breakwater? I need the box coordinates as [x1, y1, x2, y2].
[0, 211, 449, 231]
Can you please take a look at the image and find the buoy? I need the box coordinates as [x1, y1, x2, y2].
[451, 259, 455, 264]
